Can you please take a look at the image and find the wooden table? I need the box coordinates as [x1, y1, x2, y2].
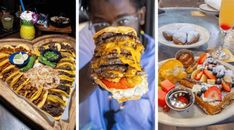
[36, 24, 72, 35]
[159, 0, 204, 8]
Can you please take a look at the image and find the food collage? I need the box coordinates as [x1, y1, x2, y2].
[1, 0, 234, 130]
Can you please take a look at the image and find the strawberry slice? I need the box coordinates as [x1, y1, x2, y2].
[197, 53, 207, 64]
[204, 70, 216, 80]
[221, 80, 231, 92]
[204, 86, 222, 101]
[178, 96, 189, 104]
[195, 70, 203, 81]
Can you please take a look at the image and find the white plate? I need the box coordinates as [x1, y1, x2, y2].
[158, 59, 234, 127]
[159, 23, 210, 48]
[199, 4, 219, 12]
[199, 4, 219, 15]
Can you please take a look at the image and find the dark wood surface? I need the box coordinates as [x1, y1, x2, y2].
[159, 0, 204, 7]
[36, 25, 72, 34]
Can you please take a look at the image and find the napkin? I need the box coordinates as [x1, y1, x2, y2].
[205, 0, 221, 10]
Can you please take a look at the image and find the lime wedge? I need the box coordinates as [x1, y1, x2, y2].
[13, 52, 28, 65]
[22, 54, 29, 60]
[13, 58, 24, 64]
[14, 53, 22, 59]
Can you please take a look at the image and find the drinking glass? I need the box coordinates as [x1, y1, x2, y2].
[1, 14, 14, 31]
[212, 0, 234, 60]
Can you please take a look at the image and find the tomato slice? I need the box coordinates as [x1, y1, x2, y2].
[101, 78, 129, 89]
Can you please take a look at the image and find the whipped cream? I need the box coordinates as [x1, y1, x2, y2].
[192, 84, 202, 93]
[112, 75, 148, 102]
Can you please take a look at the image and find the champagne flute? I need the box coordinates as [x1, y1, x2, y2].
[213, 0, 234, 60]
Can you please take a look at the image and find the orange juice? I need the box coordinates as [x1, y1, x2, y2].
[219, 0, 234, 30]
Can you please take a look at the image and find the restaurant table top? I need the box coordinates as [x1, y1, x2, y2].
[158, 7, 234, 128]
[159, 7, 222, 61]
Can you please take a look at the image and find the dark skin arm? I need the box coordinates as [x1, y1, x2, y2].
[79, 62, 97, 103]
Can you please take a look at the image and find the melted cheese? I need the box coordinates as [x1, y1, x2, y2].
[93, 38, 143, 71]
[92, 32, 145, 85]
[93, 26, 137, 39]
[126, 75, 143, 88]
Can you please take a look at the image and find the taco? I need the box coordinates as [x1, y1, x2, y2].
[5, 70, 20, 82]
[57, 84, 71, 94]
[32, 88, 48, 107]
[58, 69, 75, 77]
[59, 75, 74, 82]
[0, 53, 9, 59]
[9, 73, 23, 88]
[60, 42, 74, 52]
[47, 95, 66, 106]
[0, 58, 9, 68]
[49, 88, 69, 97]
[17, 82, 38, 99]
[0, 45, 15, 54]
[15, 44, 30, 52]
[0, 65, 15, 76]
[30, 86, 43, 102]
[0, 62, 11, 74]
[0, 63, 12, 80]
[12, 76, 29, 91]
[37, 90, 49, 108]
[60, 80, 73, 86]
[56, 62, 75, 70]
[60, 51, 74, 58]
[15, 78, 30, 93]
[42, 101, 64, 120]
[59, 57, 75, 63]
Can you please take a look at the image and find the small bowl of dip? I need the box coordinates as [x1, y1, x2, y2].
[166, 87, 195, 112]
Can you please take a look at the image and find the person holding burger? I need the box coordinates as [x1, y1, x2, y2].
[79, 0, 155, 130]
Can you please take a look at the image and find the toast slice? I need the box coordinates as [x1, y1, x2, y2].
[180, 79, 234, 115]
[195, 93, 234, 115]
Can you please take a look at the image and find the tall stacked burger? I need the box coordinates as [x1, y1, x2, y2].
[90, 26, 148, 103]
